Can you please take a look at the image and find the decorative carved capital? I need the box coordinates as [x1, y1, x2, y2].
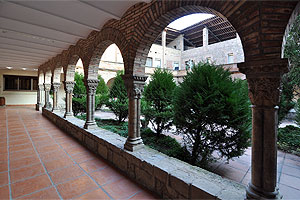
[64, 81, 75, 93]
[122, 75, 147, 99]
[247, 77, 281, 107]
[43, 83, 51, 91]
[52, 83, 61, 92]
[38, 84, 44, 91]
[85, 79, 99, 95]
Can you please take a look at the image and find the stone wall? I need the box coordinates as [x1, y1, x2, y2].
[42, 108, 245, 199]
[181, 35, 244, 69]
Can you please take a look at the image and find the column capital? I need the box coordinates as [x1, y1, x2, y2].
[38, 84, 44, 91]
[52, 82, 61, 92]
[85, 79, 99, 95]
[122, 75, 148, 99]
[43, 83, 51, 91]
[64, 81, 75, 93]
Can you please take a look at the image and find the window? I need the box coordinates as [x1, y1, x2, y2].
[154, 58, 161, 68]
[4, 75, 38, 91]
[145, 57, 153, 67]
[173, 62, 179, 70]
[185, 59, 194, 70]
[228, 53, 234, 64]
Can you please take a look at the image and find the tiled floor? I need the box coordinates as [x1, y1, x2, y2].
[209, 147, 300, 199]
[0, 106, 158, 200]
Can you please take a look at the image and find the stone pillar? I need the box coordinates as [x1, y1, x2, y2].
[203, 27, 208, 47]
[52, 82, 61, 112]
[122, 75, 147, 151]
[239, 60, 287, 199]
[36, 84, 44, 111]
[43, 83, 51, 109]
[64, 81, 75, 118]
[162, 29, 166, 68]
[84, 79, 99, 129]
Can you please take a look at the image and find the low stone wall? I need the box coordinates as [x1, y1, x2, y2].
[42, 108, 245, 199]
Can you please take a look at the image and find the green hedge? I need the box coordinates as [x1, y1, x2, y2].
[278, 125, 300, 155]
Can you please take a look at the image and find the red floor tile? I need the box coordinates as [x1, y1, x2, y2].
[9, 148, 36, 160]
[44, 156, 74, 172]
[74, 188, 110, 200]
[10, 163, 45, 183]
[11, 174, 52, 199]
[0, 185, 9, 199]
[10, 155, 41, 170]
[90, 167, 124, 186]
[0, 162, 8, 172]
[56, 175, 98, 199]
[79, 158, 107, 173]
[0, 172, 8, 186]
[49, 165, 85, 184]
[102, 178, 141, 200]
[18, 187, 60, 200]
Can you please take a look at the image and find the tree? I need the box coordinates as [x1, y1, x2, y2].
[173, 62, 251, 166]
[96, 75, 109, 110]
[296, 99, 300, 127]
[107, 71, 128, 123]
[143, 69, 176, 136]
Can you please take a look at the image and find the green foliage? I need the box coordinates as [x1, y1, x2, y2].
[173, 62, 251, 166]
[72, 72, 109, 116]
[143, 69, 176, 136]
[284, 15, 300, 98]
[106, 71, 128, 123]
[278, 125, 300, 155]
[279, 74, 295, 121]
[296, 99, 300, 126]
[141, 128, 191, 162]
[284, 15, 300, 68]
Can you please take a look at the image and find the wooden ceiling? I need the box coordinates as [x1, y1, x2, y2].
[154, 16, 237, 48]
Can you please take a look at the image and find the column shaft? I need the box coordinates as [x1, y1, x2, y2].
[122, 75, 147, 151]
[43, 83, 51, 109]
[84, 79, 99, 129]
[64, 81, 75, 118]
[52, 83, 60, 111]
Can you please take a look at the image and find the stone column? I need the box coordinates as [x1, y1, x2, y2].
[84, 79, 99, 129]
[52, 82, 61, 112]
[64, 81, 75, 118]
[239, 60, 287, 199]
[122, 75, 147, 151]
[43, 83, 51, 109]
[36, 84, 44, 111]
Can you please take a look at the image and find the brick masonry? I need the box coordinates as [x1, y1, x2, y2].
[38, 1, 298, 81]
[42, 108, 245, 199]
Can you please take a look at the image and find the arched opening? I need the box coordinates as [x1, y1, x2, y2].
[83, 41, 126, 129]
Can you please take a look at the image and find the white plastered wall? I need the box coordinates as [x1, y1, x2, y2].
[0, 69, 38, 105]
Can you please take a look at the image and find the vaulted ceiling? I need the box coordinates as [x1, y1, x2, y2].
[0, 0, 149, 71]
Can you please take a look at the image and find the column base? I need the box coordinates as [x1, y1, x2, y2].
[36, 104, 41, 111]
[52, 108, 60, 113]
[246, 183, 282, 199]
[64, 112, 73, 118]
[124, 137, 144, 151]
[84, 121, 98, 129]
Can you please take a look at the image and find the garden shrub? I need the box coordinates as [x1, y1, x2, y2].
[72, 72, 108, 116]
[106, 71, 128, 123]
[173, 62, 251, 166]
[278, 125, 300, 155]
[143, 69, 176, 136]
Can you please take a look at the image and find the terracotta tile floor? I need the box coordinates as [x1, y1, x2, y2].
[0, 106, 158, 200]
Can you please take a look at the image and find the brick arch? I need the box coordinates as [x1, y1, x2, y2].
[128, 1, 297, 74]
[44, 68, 52, 84]
[85, 27, 128, 80]
[64, 54, 82, 82]
[38, 70, 44, 85]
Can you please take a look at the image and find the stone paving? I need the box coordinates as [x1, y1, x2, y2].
[95, 110, 300, 199]
[0, 107, 158, 200]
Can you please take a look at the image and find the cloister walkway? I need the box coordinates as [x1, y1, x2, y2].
[0, 106, 157, 199]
